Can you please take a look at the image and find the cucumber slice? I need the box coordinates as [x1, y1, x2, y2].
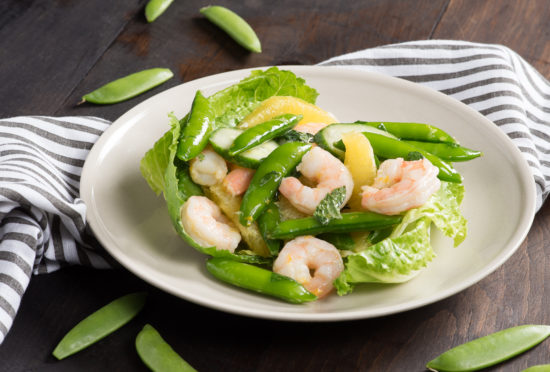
[209, 127, 278, 168]
[314, 123, 396, 159]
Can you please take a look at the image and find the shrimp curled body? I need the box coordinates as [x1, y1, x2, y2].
[189, 148, 228, 186]
[361, 158, 441, 215]
[180, 195, 241, 252]
[279, 146, 354, 214]
[273, 236, 344, 298]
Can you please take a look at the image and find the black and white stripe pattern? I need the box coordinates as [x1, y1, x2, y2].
[0, 116, 114, 343]
[320, 40, 550, 209]
[0, 40, 548, 344]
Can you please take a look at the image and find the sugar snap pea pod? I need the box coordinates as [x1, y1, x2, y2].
[402, 140, 482, 162]
[362, 132, 462, 183]
[271, 212, 402, 240]
[240, 142, 312, 226]
[177, 90, 213, 162]
[136, 324, 197, 372]
[426, 324, 550, 372]
[145, 0, 174, 22]
[229, 114, 302, 156]
[81, 68, 173, 104]
[334, 138, 481, 163]
[206, 258, 317, 303]
[356, 120, 458, 144]
[200, 6, 262, 53]
[52, 292, 147, 360]
[257, 200, 282, 256]
[522, 364, 550, 372]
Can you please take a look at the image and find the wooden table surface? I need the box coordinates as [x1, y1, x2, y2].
[1, 1, 549, 371]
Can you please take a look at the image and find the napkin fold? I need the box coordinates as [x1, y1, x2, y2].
[1, 40, 549, 344]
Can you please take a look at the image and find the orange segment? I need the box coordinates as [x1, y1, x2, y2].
[342, 132, 377, 210]
[238, 96, 338, 128]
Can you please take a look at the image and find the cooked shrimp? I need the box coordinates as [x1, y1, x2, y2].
[180, 195, 241, 252]
[294, 122, 330, 135]
[223, 165, 255, 196]
[278, 146, 353, 214]
[361, 158, 441, 215]
[273, 236, 344, 298]
[189, 148, 227, 186]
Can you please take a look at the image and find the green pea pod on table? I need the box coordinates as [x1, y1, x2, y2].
[145, 0, 174, 22]
[271, 212, 402, 239]
[240, 141, 312, 226]
[356, 121, 458, 143]
[200, 5, 262, 53]
[81, 68, 173, 105]
[229, 113, 302, 156]
[206, 258, 317, 303]
[426, 324, 550, 372]
[136, 324, 197, 372]
[177, 90, 213, 162]
[52, 292, 147, 360]
[522, 365, 550, 372]
[362, 132, 462, 183]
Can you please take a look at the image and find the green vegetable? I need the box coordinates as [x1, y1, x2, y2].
[136, 324, 197, 372]
[361, 132, 462, 183]
[228, 114, 302, 156]
[317, 232, 356, 251]
[356, 121, 458, 143]
[257, 201, 282, 256]
[81, 68, 173, 105]
[313, 186, 346, 225]
[523, 365, 550, 372]
[278, 129, 315, 144]
[240, 142, 312, 226]
[52, 292, 147, 360]
[145, 0, 174, 22]
[334, 182, 466, 294]
[206, 258, 317, 303]
[426, 325, 550, 372]
[271, 212, 402, 240]
[209, 127, 278, 168]
[402, 140, 482, 162]
[177, 90, 213, 162]
[200, 6, 262, 53]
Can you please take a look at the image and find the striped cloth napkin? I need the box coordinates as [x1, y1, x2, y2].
[1, 40, 549, 343]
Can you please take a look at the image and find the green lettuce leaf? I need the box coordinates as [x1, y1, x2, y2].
[140, 67, 318, 194]
[334, 181, 467, 295]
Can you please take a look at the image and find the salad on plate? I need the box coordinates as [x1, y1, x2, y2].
[140, 67, 481, 303]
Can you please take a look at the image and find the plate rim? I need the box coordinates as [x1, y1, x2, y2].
[80, 65, 537, 321]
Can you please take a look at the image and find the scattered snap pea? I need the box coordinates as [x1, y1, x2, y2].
[136, 324, 197, 372]
[522, 364, 550, 372]
[80, 68, 173, 105]
[356, 121, 458, 144]
[177, 90, 213, 162]
[52, 292, 147, 360]
[200, 5, 262, 53]
[145, 0, 174, 22]
[229, 114, 302, 156]
[206, 258, 317, 303]
[239, 142, 312, 226]
[271, 212, 402, 240]
[257, 200, 282, 256]
[426, 324, 550, 372]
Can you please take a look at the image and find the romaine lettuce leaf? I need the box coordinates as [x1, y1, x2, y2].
[334, 181, 467, 295]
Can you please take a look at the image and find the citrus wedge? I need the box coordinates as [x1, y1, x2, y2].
[342, 132, 377, 210]
[239, 96, 338, 128]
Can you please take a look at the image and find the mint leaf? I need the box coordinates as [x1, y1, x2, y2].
[405, 151, 424, 161]
[279, 130, 314, 144]
[313, 186, 346, 225]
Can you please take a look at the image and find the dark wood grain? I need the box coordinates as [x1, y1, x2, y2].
[1, 0, 550, 371]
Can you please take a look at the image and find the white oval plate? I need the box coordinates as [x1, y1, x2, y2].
[80, 66, 536, 321]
